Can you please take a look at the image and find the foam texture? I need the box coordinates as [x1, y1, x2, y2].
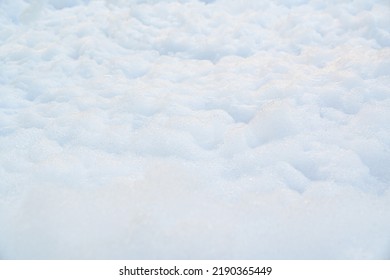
[0, 0, 389, 259]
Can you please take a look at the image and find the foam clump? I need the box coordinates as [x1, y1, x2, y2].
[0, 0, 389, 259]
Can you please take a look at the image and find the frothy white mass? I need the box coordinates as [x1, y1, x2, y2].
[0, 0, 389, 259]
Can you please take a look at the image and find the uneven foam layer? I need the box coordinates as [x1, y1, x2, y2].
[0, 0, 389, 259]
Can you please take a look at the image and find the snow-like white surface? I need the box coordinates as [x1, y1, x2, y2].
[0, 0, 389, 259]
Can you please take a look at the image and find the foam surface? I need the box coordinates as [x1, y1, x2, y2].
[0, 0, 389, 259]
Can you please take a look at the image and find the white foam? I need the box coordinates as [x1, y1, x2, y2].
[0, 0, 389, 259]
